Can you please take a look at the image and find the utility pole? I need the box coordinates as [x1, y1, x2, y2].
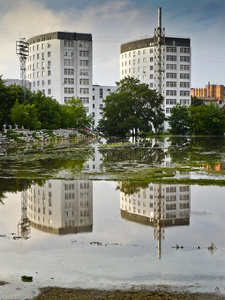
[16, 38, 29, 101]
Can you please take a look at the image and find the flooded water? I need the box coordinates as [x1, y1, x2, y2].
[0, 137, 225, 299]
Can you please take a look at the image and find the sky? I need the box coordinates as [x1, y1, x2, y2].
[0, 0, 224, 88]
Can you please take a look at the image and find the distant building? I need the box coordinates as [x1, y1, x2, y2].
[92, 85, 117, 128]
[4, 79, 21, 86]
[191, 82, 225, 104]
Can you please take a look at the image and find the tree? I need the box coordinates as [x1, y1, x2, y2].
[191, 96, 205, 107]
[168, 104, 189, 135]
[189, 103, 225, 135]
[99, 77, 165, 136]
[62, 97, 93, 128]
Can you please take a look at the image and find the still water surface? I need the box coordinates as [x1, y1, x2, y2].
[0, 137, 225, 299]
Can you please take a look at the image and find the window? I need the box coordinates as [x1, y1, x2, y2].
[80, 79, 89, 85]
[150, 74, 153, 79]
[166, 55, 177, 61]
[166, 46, 177, 52]
[166, 90, 177, 96]
[180, 82, 190, 88]
[64, 68, 74, 75]
[79, 41, 88, 48]
[48, 70, 51, 76]
[166, 81, 177, 87]
[80, 60, 89, 66]
[166, 64, 177, 70]
[48, 89, 51, 95]
[42, 71, 45, 77]
[42, 43, 45, 49]
[180, 99, 190, 105]
[48, 79, 51, 85]
[80, 69, 89, 76]
[180, 73, 190, 79]
[64, 78, 74, 84]
[80, 88, 89, 94]
[150, 57, 153, 62]
[166, 108, 173, 113]
[47, 42, 51, 48]
[150, 65, 153, 70]
[180, 91, 190, 96]
[150, 48, 153, 53]
[64, 40, 74, 47]
[48, 51, 51, 58]
[180, 65, 190, 71]
[64, 59, 74, 66]
[80, 51, 89, 57]
[64, 87, 74, 94]
[180, 47, 190, 54]
[180, 56, 190, 62]
[166, 99, 176, 105]
[99, 88, 103, 98]
[37, 72, 40, 78]
[47, 61, 51, 68]
[80, 97, 89, 104]
[166, 73, 177, 79]
[37, 53, 39, 59]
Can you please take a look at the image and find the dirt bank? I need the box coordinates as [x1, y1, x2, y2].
[31, 287, 225, 300]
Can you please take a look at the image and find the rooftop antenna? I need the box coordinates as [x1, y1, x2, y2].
[154, 7, 165, 96]
[16, 38, 29, 101]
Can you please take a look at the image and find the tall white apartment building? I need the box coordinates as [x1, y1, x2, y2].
[120, 36, 191, 130]
[26, 31, 93, 112]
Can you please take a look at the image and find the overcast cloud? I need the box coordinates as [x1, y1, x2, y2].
[0, 0, 224, 87]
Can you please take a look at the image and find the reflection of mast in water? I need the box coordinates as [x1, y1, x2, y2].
[153, 184, 164, 259]
[17, 185, 31, 239]
[120, 172, 190, 259]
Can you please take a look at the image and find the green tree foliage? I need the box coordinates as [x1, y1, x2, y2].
[168, 101, 225, 135]
[99, 77, 165, 136]
[0, 77, 92, 130]
[11, 99, 40, 129]
[189, 103, 225, 135]
[191, 96, 205, 107]
[62, 97, 93, 128]
[168, 104, 189, 135]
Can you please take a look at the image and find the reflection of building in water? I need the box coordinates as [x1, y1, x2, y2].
[83, 144, 104, 172]
[204, 161, 225, 171]
[120, 172, 190, 259]
[27, 180, 93, 234]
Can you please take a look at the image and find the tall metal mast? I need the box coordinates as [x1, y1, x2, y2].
[16, 38, 29, 101]
[154, 7, 165, 96]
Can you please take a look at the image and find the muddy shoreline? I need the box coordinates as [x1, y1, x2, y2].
[31, 287, 225, 299]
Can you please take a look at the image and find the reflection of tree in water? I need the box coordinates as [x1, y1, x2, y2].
[0, 147, 94, 182]
[0, 178, 45, 204]
[168, 137, 225, 168]
[117, 181, 149, 196]
[99, 140, 165, 168]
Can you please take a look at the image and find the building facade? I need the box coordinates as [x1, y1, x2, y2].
[120, 37, 191, 130]
[191, 83, 224, 103]
[92, 85, 117, 127]
[26, 31, 93, 112]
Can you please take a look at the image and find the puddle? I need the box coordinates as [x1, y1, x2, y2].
[0, 137, 225, 299]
